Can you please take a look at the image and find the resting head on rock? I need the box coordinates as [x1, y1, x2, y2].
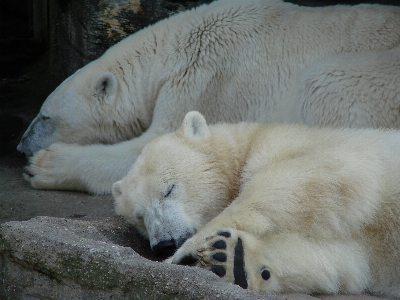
[113, 111, 400, 297]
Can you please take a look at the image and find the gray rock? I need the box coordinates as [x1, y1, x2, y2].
[0, 216, 281, 299]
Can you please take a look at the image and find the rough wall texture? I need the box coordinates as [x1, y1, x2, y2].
[49, 0, 211, 80]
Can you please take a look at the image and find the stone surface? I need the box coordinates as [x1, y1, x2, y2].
[0, 155, 115, 225]
[0, 216, 280, 300]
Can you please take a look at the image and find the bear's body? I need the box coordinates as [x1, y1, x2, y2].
[19, 0, 400, 194]
[113, 111, 400, 297]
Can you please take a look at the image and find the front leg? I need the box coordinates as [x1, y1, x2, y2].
[24, 130, 161, 194]
[171, 229, 371, 295]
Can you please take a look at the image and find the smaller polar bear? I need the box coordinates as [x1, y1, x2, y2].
[113, 111, 400, 297]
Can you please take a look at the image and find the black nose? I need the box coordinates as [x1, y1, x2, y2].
[152, 239, 177, 256]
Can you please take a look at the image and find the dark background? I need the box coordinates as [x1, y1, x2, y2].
[1, 0, 400, 157]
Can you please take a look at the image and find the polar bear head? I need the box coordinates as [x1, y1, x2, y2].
[17, 62, 119, 156]
[112, 112, 232, 256]
[17, 33, 158, 157]
[17, 58, 147, 157]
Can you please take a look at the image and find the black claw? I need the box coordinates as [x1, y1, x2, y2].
[23, 168, 34, 178]
[233, 238, 248, 289]
[212, 252, 227, 262]
[217, 231, 231, 238]
[210, 266, 226, 277]
[176, 254, 197, 266]
[212, 240, 227, 250]
[261, 269, 271, 280]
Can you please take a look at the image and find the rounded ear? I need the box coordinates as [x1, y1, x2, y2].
[182, 111, 210, 140]
[112, 180, 122, 199]
[94, 72, 117, 103]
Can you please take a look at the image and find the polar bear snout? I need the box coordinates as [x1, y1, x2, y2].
[150, 229, 195, 256]
[144, 199, 196, 256]
[152, 239, 177, 256]
[17, 114, 57, 157]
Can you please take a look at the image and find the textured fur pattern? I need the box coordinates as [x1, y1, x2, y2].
[114, 111, 400, 297]
[19, 0, 400, 194]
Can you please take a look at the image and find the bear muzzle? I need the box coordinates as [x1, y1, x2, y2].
[152, 239, 177, 257]
[151, 229, 195, 257]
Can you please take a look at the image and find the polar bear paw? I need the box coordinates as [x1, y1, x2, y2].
[23, 143, 76, 190]
[172, 229, 271, 289]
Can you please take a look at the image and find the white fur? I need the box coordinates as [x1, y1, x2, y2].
[20, 0, 400, 194]
[115, 111, 400, 297]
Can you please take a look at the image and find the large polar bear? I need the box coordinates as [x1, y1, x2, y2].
[18, 0, 400, 194]
[112, 111, 400, 297]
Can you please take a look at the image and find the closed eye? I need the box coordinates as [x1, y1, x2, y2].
[42, 115, 50, 120]
[163, 184, 175, 198]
